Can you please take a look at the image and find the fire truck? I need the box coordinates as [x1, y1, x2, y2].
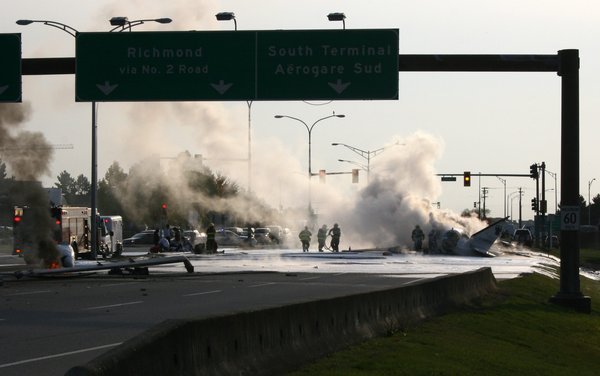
[13, 206, 115, 260]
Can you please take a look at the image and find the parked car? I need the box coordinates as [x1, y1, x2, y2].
[215, 230, 249, 246]
[122, 230, 155, 248]
[184, 230, 207, 253]
[224, 227, 245, 236]
[254, 228, 272, 245]
[265, 225, 285, 244]
[513, 229, 533, 247]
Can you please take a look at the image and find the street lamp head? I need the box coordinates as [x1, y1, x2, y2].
[155, 18, 172, 24]
[327, 12, 346, 21]
[335, 114, 345, 118]
[109, 16, 128, 26]
[274, 115, 284, 119]
[16, 19, 34, 25]
[331, 143, 339, 146]
[216, 12, 235, 21]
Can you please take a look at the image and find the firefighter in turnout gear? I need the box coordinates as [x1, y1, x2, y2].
[317, 224, 328, 252]
[298, 226, 312, 252]
[328, 223, 341, 252]
[412, 225, 425, 251]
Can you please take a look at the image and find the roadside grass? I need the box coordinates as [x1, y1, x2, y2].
[289, 272, 600, 376]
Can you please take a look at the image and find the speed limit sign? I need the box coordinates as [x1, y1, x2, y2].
[561, 206, 580, 231]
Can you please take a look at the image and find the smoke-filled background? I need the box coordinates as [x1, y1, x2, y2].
[0, 103, 59, 265]
[86, 2, 487, 248]
[4, 0, 582, 251]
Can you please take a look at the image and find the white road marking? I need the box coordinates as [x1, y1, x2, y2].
[298, 276, 321, 280]
[0, 342, 122, 368]
[101, 281, 141, 287]
[6, 290, 52, 296]
[248, 282, 276, 288]
[183, 290, 222, 297]
[83, 301, 143, 310]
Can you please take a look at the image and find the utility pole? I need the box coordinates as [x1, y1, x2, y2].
[478, 171, 482, 218]
[518, 187, 523, 228]
[541, 162, 546, 247]
[481, 187, 489, 219]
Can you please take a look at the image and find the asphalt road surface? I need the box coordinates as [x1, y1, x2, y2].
[0, 245, 562, 375]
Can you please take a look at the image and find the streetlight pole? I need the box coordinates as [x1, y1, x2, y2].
[588, 178, 596, 225]
[546, 169, 558, 214]
[496, 176, 507, 217]
[109, 17, 172, 32]
[215, 12, 253, 194]
[331, 142, 400, 183]
[215, 12, 237, 30]
[327, 12, 346, 29]
[17, 17, 171, 258]
[510, 193, 520, 221]
[274, 113, 345, 220]
[338, 159, 368, 172]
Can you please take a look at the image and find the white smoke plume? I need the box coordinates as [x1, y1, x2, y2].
[311, 132, 487, 250]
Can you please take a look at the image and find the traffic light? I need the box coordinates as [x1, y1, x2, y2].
[352, 169, 359, 183]
[50, 207, 62, 226]
[539, 199, 547, 214]
[161, 203, 168, 217]
[531, 197, 538, 211]
[319, 169, 326, 183]
[529, 163, 538, 179]
[463, 171, 471, 187]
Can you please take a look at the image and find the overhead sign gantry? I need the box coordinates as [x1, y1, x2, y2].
[75, 29, 399, 102]
[0, 33, 22, 102]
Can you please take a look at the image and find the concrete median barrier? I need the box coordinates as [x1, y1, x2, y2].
[66, 267, 497, 376]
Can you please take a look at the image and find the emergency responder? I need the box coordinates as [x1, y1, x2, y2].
[153, 229, 160, 246]
[328, 223, 341, 252]
[164, 224, 173, 243]
[206, 223, 217, 253]
[298, 226, 312, 252]
[428, 227, 438, 253]
[317, 224, 328, 252]
[412, 225, 425, 251]
[158, 235, 170, 252]
[246, 224, 255, 247]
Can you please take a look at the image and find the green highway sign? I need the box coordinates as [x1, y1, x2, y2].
[75, 29, 399, 102]
[256, 29, 398, 100]
[76, 31, 255, 101]
[0, 34, 22, 102]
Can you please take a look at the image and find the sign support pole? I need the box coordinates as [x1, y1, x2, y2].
[550, 49, 590, 312]
[90, 101, 98, 259]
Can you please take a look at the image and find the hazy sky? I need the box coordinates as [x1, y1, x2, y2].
[2, 0, 599, 223]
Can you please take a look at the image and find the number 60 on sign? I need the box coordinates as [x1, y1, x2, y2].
[561, 206, 580, 231]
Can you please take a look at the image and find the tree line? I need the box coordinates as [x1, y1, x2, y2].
[0, 152, 279, 235]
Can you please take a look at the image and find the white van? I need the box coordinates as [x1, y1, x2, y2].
[100, 216, 124, 256]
